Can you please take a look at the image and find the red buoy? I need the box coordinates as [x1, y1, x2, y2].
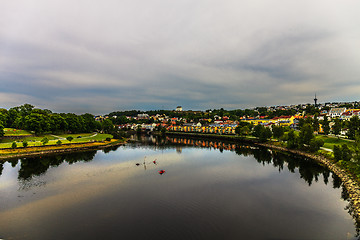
[158, 170, 165, 175]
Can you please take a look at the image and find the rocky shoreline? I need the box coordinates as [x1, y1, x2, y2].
[257, 142, 360, 221]
[166, 131, 360, 222]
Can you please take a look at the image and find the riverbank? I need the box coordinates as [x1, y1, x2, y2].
[0, 139, 126, 160]
[166, 131, 360, 222]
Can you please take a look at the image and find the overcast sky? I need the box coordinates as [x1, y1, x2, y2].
[1, 0, 360, 114]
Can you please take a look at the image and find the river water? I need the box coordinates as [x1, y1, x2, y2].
[0, 135, 358, 240]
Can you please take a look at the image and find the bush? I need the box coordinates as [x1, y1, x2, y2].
[309, 138, 324, 152]
[333, 145, 342, 161]
[56, 140, 62, 145]
[41, 137, 49, 146]
[11, 142, 17, 149]
[22, 141, 28, 148]
[105, 137, 111, 141]
[66, 136, 74, 142]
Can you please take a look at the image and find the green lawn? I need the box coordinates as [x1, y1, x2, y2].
[0, 132, 113, 149]
[4, 128, 32, 136]
[316, 135, 354, 149]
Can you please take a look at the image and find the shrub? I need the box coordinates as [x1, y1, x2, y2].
[22, 141, 28, 148]
[41, 137, 49, 146]
[105, 137, 111, 141]
[11, 142, 17, 149]
[56, 140, 62, 145]
[66, 136, 74, 142]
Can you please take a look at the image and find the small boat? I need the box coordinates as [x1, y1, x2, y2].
[158, 170, 166, 175]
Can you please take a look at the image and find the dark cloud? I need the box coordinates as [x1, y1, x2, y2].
[1, 0, 360, 113]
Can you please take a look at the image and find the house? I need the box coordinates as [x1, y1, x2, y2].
[328, 108, 346, 118]
[176, 106, 183, 112]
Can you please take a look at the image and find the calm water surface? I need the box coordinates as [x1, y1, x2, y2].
[0, 135, 358, 240]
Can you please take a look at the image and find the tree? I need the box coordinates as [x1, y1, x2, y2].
[286, 129, 299, 149]
[342, 144, 352, 162]
[321, 117, 330, 135]
[0, 123, 4, 137]
[24, 113, 50, 135]
[66, 136, 74, 142]
[309, 138, 324, 152]
[41, 137, 49, 146]
[347, 116, 360, 140]
[101, 119, 114, 133]
[22, 140, 28, 148]
[272, 125, 284, 140]
[259, 127, 272, 142]
[333, 145, 342, 161]
[252, 124, 263, 138]
[332, 118, 342, 136]
[12, 142, 17, 149]
[299, 124, 314, 146]
[56, 140, 62, 145]
[313, 115, 319, 132]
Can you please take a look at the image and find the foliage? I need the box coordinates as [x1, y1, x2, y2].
[320, 117, 330, 135]
[12, 142, 17, 149]
[299, 124, 314, 146]
[252, 124, 272, 142]
[309, 138, 324, 152]
[41, 137, 49, 145]
[101, 119, 114, 133]
[272, 125, 284, 140]
[332, 118, 342, 136]
[0, 123, 4, 137]
[347, 116, 360, 140]
[56, 140, 62, 145]
[22, 140, 28, 148]
[66, 136, 74, 142]
[286, 129, 299, 149]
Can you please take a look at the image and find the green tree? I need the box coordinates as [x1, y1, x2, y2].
[299, 124, 314, 146]
[0, 123, 4, 137]
[12, 142, 17, 149]
[333, 145, 342, 161]
[313, 115, 319, 132]
[102, 119, 114, 133]
[66, 136, 74, 142]
[332, 118, 342, 136]
[22, 140, 28, 148]
[56, 140, 62, 145]
[252, 124, 263, 138]
[342, 144, 352, 162]
[272, 125, 284, 140]
[41, 137, 49, 145]
[259, 127, 272, 142]
[286, 129, 299, 149]
[347, 116, 360, 140]
[309, 138, 324, 152]
[321, 117, 330, 135]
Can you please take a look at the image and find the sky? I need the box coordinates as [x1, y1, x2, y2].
[1, 0, 360, 114]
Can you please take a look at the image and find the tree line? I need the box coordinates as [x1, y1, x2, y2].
[0, 104, 114, 136]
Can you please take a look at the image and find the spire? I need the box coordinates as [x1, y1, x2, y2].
[314, 93, 318, 107]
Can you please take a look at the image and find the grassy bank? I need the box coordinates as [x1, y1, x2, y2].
[0, 138, 125, 159]
[0, 133, 113, 148]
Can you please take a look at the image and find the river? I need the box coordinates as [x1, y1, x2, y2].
[0, 135, 358, 239]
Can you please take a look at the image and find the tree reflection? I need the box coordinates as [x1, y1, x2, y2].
[7, 150, 98, 181]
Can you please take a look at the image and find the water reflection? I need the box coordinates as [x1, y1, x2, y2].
[0, 135, 359, 239]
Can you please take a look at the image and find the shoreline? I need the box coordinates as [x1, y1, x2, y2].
[0, 139, 126, 160]
[165, 131, 360, 222]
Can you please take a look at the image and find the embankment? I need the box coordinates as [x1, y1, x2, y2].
[166, 131, 360, 221]
[0, 139, 125, 160]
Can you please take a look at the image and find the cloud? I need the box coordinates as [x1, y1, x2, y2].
[1, 0, 360, 113]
